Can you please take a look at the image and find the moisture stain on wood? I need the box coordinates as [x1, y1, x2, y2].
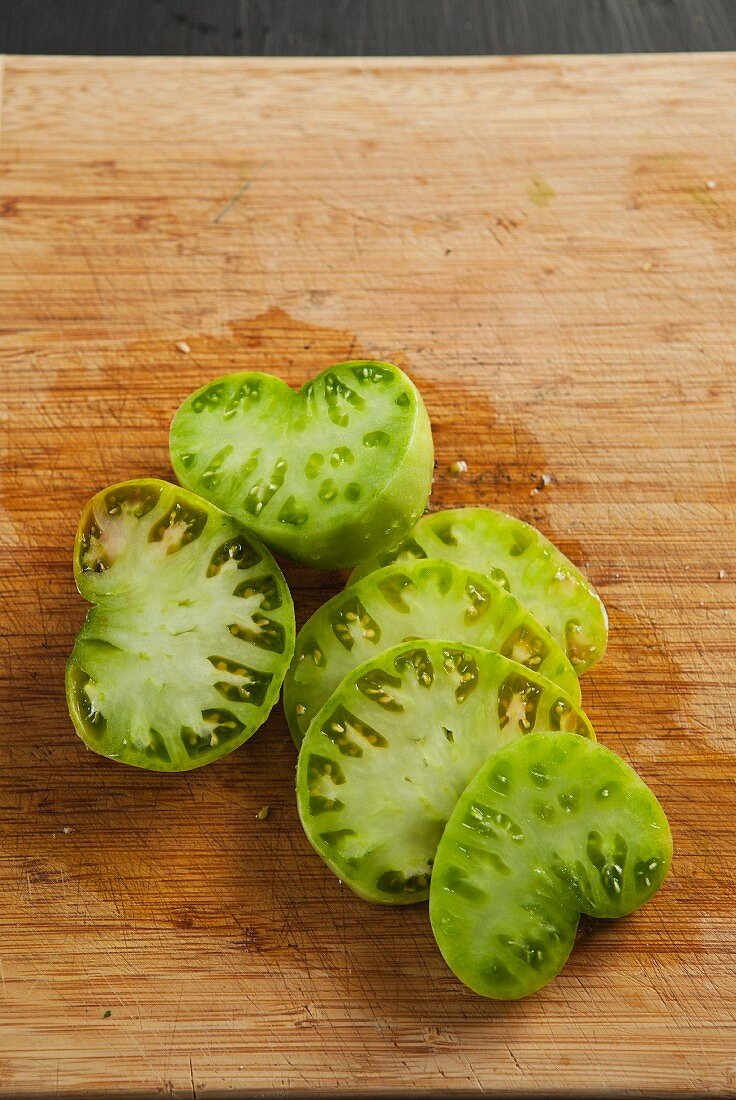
[629, 152, 734, 234]
[528, 174, 555, 208]
[24, 303, 578, 628]
[689, 185, 718, 207]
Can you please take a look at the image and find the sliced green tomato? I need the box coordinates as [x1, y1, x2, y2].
[349, 507, 608, 673]
[169, 362, 434, 569]
[430, 733, 672, 1000]
[297, 642, 594, 905]
[284, 559, 581, 746]
[66, 479, 295, 771]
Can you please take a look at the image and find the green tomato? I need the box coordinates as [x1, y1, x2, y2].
[430, 732, 672, 999]
[349, 507, 607, 673]
[66, 479, 295, 771]
[284, 559, 582, 746]
[297, 641, 593, 905]
[169, 362, 434, 569]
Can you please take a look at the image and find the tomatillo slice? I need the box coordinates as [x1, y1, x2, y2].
[169, 362, 434, 569]
[66, 479, 295, 771]
[430, 732, 672, 999]
[284, 559, 581, 746]
[296, 642, 593, 905]
[349, 507, 607, 673]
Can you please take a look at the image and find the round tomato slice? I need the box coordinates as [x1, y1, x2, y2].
[349, 507, 608, 673]
[430, 732, 672, 999]
[169, 362, 434, 569]
[66, 479, 295, 771]
[296, 642, 594, 905]
[284, 559, 581, 746]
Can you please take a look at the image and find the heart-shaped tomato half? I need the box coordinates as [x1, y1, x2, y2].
[169, 361, 434, 568]
[66, 479, 295, 771]
[430, 732, 672, 998]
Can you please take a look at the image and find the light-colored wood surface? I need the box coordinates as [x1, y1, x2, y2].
[0, 53, 734, 1097]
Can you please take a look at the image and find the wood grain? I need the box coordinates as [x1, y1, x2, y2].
[0, 54, 734, 1097]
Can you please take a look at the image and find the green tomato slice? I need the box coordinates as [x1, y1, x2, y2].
[349, 507, 608, 673]
[284, 559, 582, 746]
[430, 732, 672, 999]
[169, 362, 434, 569]
[66, 479, 295, 771]
[297, 642, 594, 905]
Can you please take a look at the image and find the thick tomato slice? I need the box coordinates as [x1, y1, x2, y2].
[349, 507, 608, 673]
[296, 641, 594, 904]
[284, 559, 581, 746]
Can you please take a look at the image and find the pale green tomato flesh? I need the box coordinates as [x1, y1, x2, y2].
[66, 479, 295, 771]
[430, 733, 672, 999]
[297, 643, 594, 905]
[284, 559, 582, 746]
[349, 507, 608, 673]
[169, 362, 434, 569]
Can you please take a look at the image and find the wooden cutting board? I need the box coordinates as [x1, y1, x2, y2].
[0, 53, 734, 1097]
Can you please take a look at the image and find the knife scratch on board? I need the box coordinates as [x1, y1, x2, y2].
[212, 180, 252, 224]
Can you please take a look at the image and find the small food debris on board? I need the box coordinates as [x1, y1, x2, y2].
[448, 460, 468, 476]
[62, 826, 73, 835]
[719, 569, 727, 579]
[103, 1010, 112, 1019]
[530, 472, 554, 496]
[176, 341, 191, 354]
[256, 805, 271, 820]
[706, 180, 717, 191]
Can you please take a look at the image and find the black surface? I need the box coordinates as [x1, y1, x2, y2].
[3, 0, 736, 55]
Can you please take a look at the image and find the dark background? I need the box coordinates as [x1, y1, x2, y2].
[2, 0, 736, 55]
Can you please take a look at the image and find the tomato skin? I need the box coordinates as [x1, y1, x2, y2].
[349, 507, 608, 673]
[66, 478, 295, 772]
[169, 362, 434, 569]
[284, 559, 583, 747]
[296, 642, 594, 905]
[430, 732, 673, 999]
